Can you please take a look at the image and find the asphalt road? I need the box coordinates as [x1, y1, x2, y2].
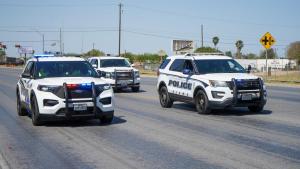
[0, 67, 300, 169]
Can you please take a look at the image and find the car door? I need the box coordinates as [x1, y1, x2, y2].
[180, 59, 196, 99]
[20, 61, 34, 105]
[168, 59, 185, 96]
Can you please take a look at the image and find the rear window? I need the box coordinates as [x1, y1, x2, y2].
[159, 59, 171, 69]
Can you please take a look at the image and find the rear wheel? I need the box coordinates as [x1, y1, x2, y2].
[100, 112, 114, 124]
[16, 90, 27, 116]
[248, 105, 264, 112]
[31, 95, 43, 126]
[131, 86, 140, 92]
[195, 90, 211, 114]
[159, 86, 173, 108]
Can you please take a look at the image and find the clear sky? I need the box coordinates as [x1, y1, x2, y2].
[1, 0, 299, 57]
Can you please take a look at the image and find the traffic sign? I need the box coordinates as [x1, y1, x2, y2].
[260, 32, 276, 49]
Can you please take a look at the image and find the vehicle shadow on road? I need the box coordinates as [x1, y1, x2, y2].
[114, 89, 147, 93]
[43, 116, 127, 127]
[173, 103, 272, 116]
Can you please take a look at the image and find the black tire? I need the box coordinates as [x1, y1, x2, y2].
[131, 86, 140, 92]
[100, 112, 114, 124]
[31, 95, 43, 126]
[16, 90, 27, 116]
[248, 105, 264, 112]
[159, 86, 173, 108]
[195, 90, 211, 114]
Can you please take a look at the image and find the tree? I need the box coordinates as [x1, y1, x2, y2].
[212, 36, 219, 49]
[244, 53, 257, 59]
[194, 46, 221, 53]
[259, 48, 277, 59]
[225, 51, 232, 57]
[84, 49, 105, 57]
[235, 40, 244, 59]
[0, 49, 6, 63]
[287, 41, 300, 64]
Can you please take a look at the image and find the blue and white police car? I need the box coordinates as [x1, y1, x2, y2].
[16, 54, 114, 126]
[157, 53, 267, 114]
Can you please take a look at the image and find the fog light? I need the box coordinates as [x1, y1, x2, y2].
[211, 91, 225, 99]
[99, 97, 111, 105]
[43, 99, 59, 106]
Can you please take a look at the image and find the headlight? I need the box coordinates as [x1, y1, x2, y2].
[37, 85, 59, 92]
[96, 84, 111, 91]
[209, 80, 228, 87]
[134, 71, 140, 78]
[102, 72, 114, 79]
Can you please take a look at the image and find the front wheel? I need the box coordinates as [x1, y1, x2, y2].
[195, 90, 211, 114]
[159, 86, 173, 108]
[100, 112, 114, 124]
[16, 90, 27, 116]
[31, 95, 43, 126]
[248, 105, 264, 112]
[131, 86, 140, 92]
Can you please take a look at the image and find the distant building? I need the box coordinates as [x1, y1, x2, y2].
[236, 59, 297, 72]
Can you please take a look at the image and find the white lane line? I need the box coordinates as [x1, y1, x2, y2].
[0, 151, 9, 169]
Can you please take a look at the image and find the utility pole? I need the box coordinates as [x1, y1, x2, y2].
[60, 28, 62, 56]
[93, 43, 95, 50]
[118, 3, 123, 56]
[42, 34, 45, 53]
[201, 24, 203, 47]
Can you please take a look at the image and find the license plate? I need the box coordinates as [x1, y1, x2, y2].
[118, 80, 128, 87]
[241, 94, 252, 100]
[73, 103, 87, 111]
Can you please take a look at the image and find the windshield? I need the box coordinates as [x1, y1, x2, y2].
[100, 59, 130, 68]
[194, 59, 246, 74]
[35, 61, 98, 78]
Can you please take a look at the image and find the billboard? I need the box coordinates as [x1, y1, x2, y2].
[18, 47, 34, 54]
[172, 40, 194, 54]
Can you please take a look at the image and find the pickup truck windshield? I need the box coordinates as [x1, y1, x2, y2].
[194, 59, 246, 74]
[100, 59, 130, 68]
[36, 61, 98, 78]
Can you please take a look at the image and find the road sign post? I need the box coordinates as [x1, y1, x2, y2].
[260, 32, 276, 77]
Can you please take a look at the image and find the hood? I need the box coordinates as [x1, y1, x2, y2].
[98, 67, 137, 72]
[196, 73, 260, 81]
[36, 77, 106, 86]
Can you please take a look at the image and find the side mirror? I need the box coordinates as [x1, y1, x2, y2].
[21, 73, 32, 79]
[92, 64, 97, 68]
[183, 69, 192, 75]
[247, 65, 252, 73]
[131, 64, 135, 67]
[96, 70, 102, 77]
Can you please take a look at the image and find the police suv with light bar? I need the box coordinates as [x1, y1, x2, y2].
[157, 53, 267, 114]
[16, 54, 114, 126]
[88, 56, 140, 92]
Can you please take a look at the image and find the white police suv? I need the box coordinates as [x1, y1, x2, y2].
[88, 56, 140, 92]
[16, 54, 114, 126]
[157, 53, 267, 114]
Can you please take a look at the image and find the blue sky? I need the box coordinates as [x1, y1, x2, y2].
[1, 0, 299, 57]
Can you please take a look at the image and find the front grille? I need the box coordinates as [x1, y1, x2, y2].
[52, 86, 103, 99]
[235, 79, 261, 90]
[115, 71, 133, 80]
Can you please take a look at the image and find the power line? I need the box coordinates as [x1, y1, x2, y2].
[126, 4, 300, 29]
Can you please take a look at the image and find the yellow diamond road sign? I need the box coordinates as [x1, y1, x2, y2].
[260, 32, 276, 49]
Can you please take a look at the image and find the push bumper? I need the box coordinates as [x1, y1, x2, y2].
[208, 78, 267, 109]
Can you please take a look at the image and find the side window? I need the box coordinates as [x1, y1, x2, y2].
[169, 59, 185, 72]
[159, 59, 171, 69]
[23, 62, 33, 75]
[29, 62, 35, 76]
[90, 59, 98, 68]
[183, 60, 194, 72]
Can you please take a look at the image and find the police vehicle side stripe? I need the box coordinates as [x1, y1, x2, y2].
[159, 72, 209, 87]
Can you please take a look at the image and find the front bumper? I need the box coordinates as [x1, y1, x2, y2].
[101, 78, 141, 89]
[35, 84, 114, 119]
[207, 78, 267, 109]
